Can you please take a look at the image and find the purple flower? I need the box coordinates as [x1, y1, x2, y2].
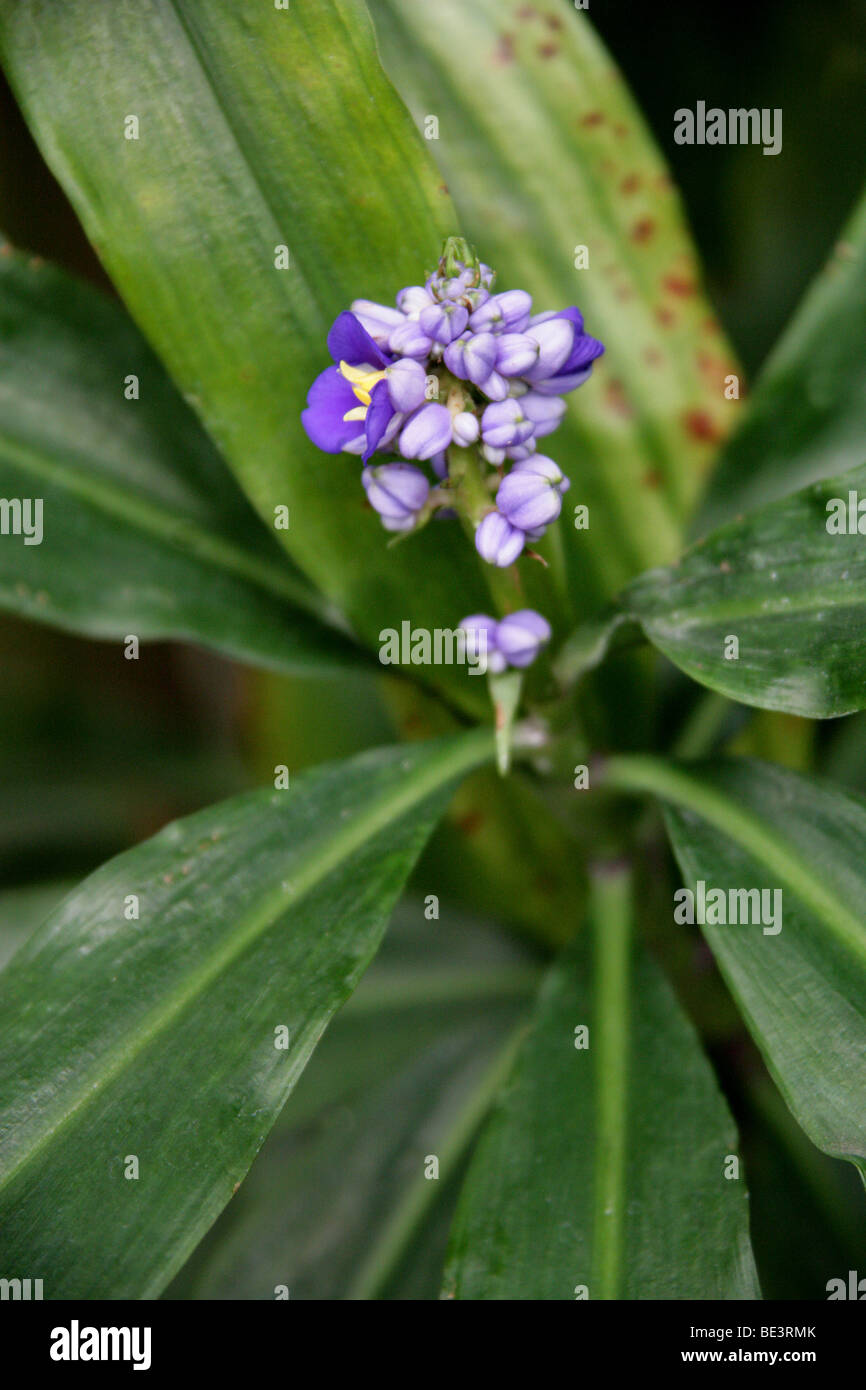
[474, 511, 526, 567]
[496, 610, 552, 667]
[396, 285, 433, 316]
[481, 399, 536, 450]
[399, 402, 453, 460]
[526, 308, 605, 393]
[362, 463, 429, 529]
[496, 455, 567, 531]
[459, 613, 507, 674]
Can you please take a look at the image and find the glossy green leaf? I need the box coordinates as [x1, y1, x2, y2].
[699, 189, 866, 532]
[0, 0, 490, 695]
[168, 903, 537, 1300]
[0, 246, 361, 674]
[620, 463, 866, 717]
[444, 864, 759, 1299]
[371, 0, 738, 612]
[603, 755, 866, 1181]
[0, 730, 493, 1298]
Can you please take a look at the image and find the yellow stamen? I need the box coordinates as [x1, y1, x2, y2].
[339, 359, 388, 409]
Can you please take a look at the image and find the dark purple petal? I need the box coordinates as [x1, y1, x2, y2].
[327, 310, 391, 368]
[362, 379, 395, 463]
[301, 366, 364, 453]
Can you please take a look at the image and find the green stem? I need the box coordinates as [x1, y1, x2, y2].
[671, 689, 734, 759]
[589, 859, 632, 1301]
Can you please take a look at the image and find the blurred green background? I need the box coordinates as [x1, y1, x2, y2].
[1, 0, 864, 1298]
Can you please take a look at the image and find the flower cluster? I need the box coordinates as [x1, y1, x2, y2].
[301, 238, 604, 672]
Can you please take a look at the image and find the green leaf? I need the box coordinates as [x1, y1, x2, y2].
[620, 463, 866, 717]
[443, 863, 759, 1299]
[603, 755, 866, 1181]
[698, 189, 866, 532]
[0, 730, 493, 1298]
[371, 0, 739, 612]
[0, 1, 490, 692]
[168, 902, 538, 1300]
[0, 246, 361, 674]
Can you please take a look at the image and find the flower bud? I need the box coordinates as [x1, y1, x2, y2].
[495, 610, 552, 667]
[481, 399, 536, 450]
[451, 411, 480, 447]
[349, 299, 404, 346]
[495, 333, 540, 377]
[459, 613, 507, 673]
[386, 357, 427, 412]
[474, 510, 526, 567]
[420, 301, 469, 345]
[443, 332, 498, 386]
[399, 402, 453, 460]
[362, 463, 429, 525]
[496, 458, 565, 530]
[522, 317, 575, 381]
[389, 319, 433, 359]
[469, 289, 533, 334]
[519, 391, 567, 437]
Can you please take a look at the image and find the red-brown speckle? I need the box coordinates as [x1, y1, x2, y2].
[655, 305, 676, 327]
[643, 470, 663, 489]
[605, 380, 634, 419]
[545, 13, 563, 29]
[492, 32, 516, 64]
[581, 111, 604, 128]
[620, 173, 641, 195]
[614, 123, 628, 138]
[631, 217, 655, 243]
[538, 41, 559, 58]
[516, 3, 537, 19]
[457, 811, 485, 836]
[663, 273, 696, 297]
[644, 347, 664, 367]
[683, 409, 723, 444]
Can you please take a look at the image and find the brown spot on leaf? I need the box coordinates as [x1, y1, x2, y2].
[663, 273, 696, 297]
[537, 41, 559, 58]
[631, 217, 655, 243]
[438, 183, 450, 196]
[581, 110, 604, 128]
[605, 380, 634, 418]
[492, 32, 516, 64]
[655, 305, 676, 327]
[614, 123, 628, 138]
[620, 173, 641, 195]
[545, 13, 563, 29]
[643, 470, 663, 489]
[457, 810, 484, 836]
[683, 409, 722, 444]
[644, 347, 663, 367]
[516, 3, 537, 18]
